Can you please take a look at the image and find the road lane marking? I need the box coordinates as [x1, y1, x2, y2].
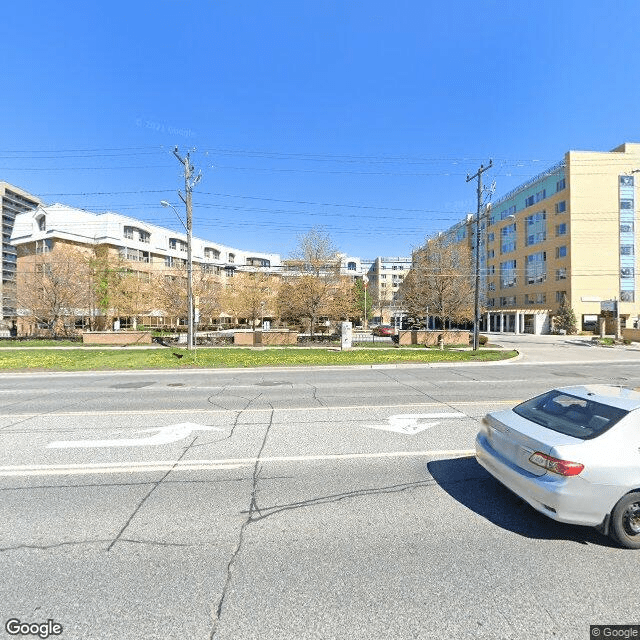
[47, 423, 223, 449]
[0, 449, 475, 476]
[367, 412, 465, 435]
[1, 399, 520, 420]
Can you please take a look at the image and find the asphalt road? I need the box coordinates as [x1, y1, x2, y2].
[1, 337, 640, 640]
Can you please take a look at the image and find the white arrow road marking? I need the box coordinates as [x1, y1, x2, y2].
[47, 423, 223, 449]
[367, 412, 466, 435]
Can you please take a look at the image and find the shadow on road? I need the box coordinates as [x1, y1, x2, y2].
[427, 456, 613, 548]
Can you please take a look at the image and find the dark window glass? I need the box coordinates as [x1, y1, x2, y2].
[514, 390, 628, 440]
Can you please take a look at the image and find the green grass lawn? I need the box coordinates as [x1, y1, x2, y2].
[0, 345, 517, 371]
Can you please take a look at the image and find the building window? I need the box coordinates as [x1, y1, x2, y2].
[348, 261, 356, 271]
[488, 282, 495, 291]
[228, 253, 235, 263]
[204, 247, 221, 260]
[525, 293, 546, 305]
[525, 212, 547, 246]
[121, 248, 150, 263]
[620, 291, 635, 302]
[621, 245, 635, 256]
[500, 223, 516, 254]
[500, 260, 517, 289]
[35, 213, 46, 231]
[487, 232, 495, 242]
[621, 199, 634, 210]
[556, 223, 567, 236]
[165, 256, 174, 267]
[620, 175, 634, 187]
[621, 267, 634, 279]
[556, 245, 567, 259]
[35, 239, 53, 254]
[526, 251, 546, 284]
[621, 222, 634, 234]
[501, 205, 516, 221]
[555, 201, 566, 214]
[555, 268, 567, 281]
[525, 190, 546, 208]
[124, 226, 150, 243]
[487, 249, 495, 259]
[555, 291, 567, 303]
[556, 178, 566, 191]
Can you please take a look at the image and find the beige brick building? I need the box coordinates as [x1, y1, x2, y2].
[10, 203, 282, 334]
[432, 142, 640, 335]
[361, 256, 412, 325]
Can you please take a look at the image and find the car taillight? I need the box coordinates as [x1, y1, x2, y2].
[529, 452, 584, 476]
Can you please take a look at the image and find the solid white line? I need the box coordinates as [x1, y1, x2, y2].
[0, 449, 475, 476]
[0, 400, 518, 419]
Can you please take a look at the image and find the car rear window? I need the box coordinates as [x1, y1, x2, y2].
[513, 390, 629, 439]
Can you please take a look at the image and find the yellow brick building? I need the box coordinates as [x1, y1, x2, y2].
[476, 142, 639, 334]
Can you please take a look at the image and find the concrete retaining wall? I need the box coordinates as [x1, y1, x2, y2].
[397, 330, 471, 346]
[82, 331, 152, 345]
[234, 331, 298, 346]
[622, 328, 640, 343]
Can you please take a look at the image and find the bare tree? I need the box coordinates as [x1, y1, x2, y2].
[193, 265, 223, 328]
[223, 269, 279, 329]
[16, 243, 90, 336]
[370, 287, 393, 324]
[110, 269, 154, 329]
[400, 236, 474, 328]
[280, 227, 344, 334]
[289, 226, 339, 276]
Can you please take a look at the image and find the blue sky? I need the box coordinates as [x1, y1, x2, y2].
[2, 0, 639, 259]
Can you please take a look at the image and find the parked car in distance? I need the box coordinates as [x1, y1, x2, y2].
[475, 385, 640, 548]
[372, 324, 394, 336]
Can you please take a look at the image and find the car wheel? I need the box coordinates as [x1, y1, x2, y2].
[610, 492, 640, 549]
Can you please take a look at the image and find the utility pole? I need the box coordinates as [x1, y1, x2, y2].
[466, 160, 493, 351]
[172, 147, 201, 351]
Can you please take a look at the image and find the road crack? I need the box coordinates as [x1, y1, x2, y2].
[210, 406, 274, 639]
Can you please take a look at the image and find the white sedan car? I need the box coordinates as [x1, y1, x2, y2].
[475, 385, 640, 548]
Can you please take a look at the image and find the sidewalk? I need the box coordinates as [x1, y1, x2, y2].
[482, 332, 640, 364]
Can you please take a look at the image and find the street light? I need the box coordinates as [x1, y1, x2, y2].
[161, 200, 194, 350]
[362, 274, 369, 329]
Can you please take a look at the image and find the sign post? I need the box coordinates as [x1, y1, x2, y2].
[341, 322, 353, 351]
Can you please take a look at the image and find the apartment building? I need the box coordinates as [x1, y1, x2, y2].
[11, 203, 282, 331]
[435, 142, 640, 335]
[0, 182, 41, 331]
[362, 256, 412, 325]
